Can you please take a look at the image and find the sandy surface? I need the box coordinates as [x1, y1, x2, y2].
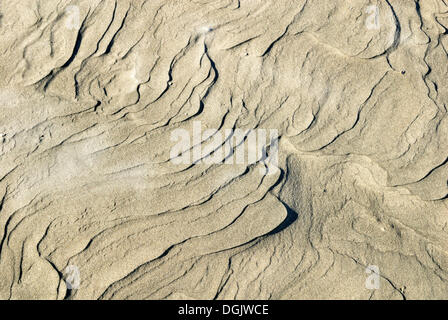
[0, 0, 447, 300]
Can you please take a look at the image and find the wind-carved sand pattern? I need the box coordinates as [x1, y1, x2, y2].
[0, 0, 447, 300]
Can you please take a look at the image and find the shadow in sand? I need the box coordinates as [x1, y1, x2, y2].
[267, 201, 298, 235]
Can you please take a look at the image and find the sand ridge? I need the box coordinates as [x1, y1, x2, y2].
[0, 0, 447, 300]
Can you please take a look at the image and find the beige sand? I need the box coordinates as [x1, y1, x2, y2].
[0, 0, 447, 300]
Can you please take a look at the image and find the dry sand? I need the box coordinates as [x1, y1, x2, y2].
[0, 0, 447, 300]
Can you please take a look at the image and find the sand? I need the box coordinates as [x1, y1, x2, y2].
[0, 0, 447, 300]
